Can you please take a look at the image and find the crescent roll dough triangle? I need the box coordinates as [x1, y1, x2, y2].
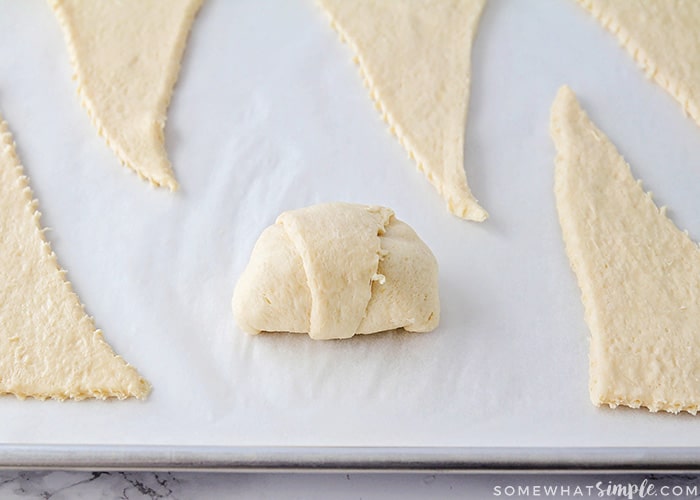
[318, 0, 488, 221]
[576, 0, 700, 129]
[49, 0, 204, 190]
[0, 116, 150, 400]
[552, 85, 700, 414]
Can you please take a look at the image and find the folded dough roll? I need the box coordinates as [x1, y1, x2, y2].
[232, 203, 440, 340]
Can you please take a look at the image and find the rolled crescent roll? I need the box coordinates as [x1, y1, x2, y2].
[232, 203, 440, 340]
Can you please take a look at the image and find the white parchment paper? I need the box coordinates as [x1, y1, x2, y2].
[1, 0, 700, 449]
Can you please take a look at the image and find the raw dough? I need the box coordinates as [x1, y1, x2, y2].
[552, 85, 700, 414]
[0, 115, 150, 400]
[232, 203, 440, 340]
[49, 0, 204, 190]
[576, 0, 700, 129]
[317, 0, 488, 221]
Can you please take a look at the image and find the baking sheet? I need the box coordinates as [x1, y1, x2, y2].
[1, 0, 700, 455]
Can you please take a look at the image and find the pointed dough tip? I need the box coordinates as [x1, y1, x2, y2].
[444, 189, 488, 222]
[552, 85, 579, 119]
[555, 84, 575, 103]
[151, 174, 179, 192]
[451, 202, 488, 222]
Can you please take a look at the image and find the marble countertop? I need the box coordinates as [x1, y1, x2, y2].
[0, 471, 699, 499]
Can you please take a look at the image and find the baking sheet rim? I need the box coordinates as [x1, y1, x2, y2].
[0, 444, 698, 472]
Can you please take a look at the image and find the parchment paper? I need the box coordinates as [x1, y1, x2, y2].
[1, 0, 700, 449]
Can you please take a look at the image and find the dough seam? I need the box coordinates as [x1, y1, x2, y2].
[576, 0, 700, 126]
[358, 211, 391, 333]
[318, 6, 487, 221]
[278, 205, 392, 339]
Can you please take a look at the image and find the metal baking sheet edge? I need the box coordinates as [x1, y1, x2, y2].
[0, 445, 698, 473]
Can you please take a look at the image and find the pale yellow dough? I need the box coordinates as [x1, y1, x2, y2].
[49, 0, 203, 190]
[576, 0, 700, 129]
[318, 0, 488, 221]
[0, 116, 150, 400]
[232, 203, 440, 340]
[552, 85, 700, 414]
